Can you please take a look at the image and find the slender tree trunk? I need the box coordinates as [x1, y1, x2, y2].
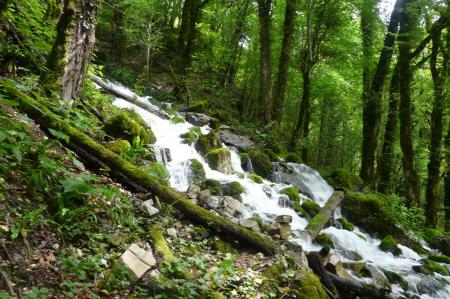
[42, 0, 98, 105]
[445, 123, 450, 231]
[378, 67, 399, 193]
[292, 68, 311, 152]
[425, 29, 445, 228]
[221, 0, 250, 85]
[272, 0, 296, 123]
[257, 0, 273, 124]
[360, 0, 404, 186]
[397, 0, 421, 206]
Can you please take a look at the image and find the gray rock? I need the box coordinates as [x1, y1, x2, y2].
[221, 196, 245, 218]
[186, 184, 201, 199]
[274, 215, 293, 224]
[268, 222, 291, 240]
[278, 165, 315, 199]
[218, 128, 255, 151]
[412, 264, 435, 276]
[119, 244, 156, 280]
[198, 190, 221, 209]
[142, 200, 159, 216]
[183, 112, 215, 126]
[365, 263, 391, 291]
[238, 219, 260, 232]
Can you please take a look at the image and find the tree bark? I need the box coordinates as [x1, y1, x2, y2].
[445, 122, 450, 231]
[307, 252, 339, 298]
[378, 66, 399, 193]
[272, 0, 296, 123]
[257, 0, 273, 124]
[304, 191, 345, 241]
[360, 0, 404, 186]
[397, 0, 421, 206]
[425, 28, 445, 227]
[42, 0, 98, 105]
[2, 82, 277, 256]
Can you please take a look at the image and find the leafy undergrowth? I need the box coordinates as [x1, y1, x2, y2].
[0, 84, 309, 298]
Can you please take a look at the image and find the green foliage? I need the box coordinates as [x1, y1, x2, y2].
[180, 127, 201, 144]
[185, 100, 208, 113]
[423, 259, 449, 276]
[323, 168, 363, 190]
[171, 114, 185, 124]
[146, 162, 170, 184]
[285, 152, 302, 164]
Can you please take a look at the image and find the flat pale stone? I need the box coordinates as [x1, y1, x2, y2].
[238, 219, 260, 232]
[142, 200, 159, 216]
[128, 244, 156, 267]
[275, 215, 293, 224]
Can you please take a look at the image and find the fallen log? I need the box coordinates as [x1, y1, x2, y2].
[1, 81, 276, 255]
[328, 272, 390, 299]
[91, 76, 170, 120]
[304, 191, 345, 241]
[307, 252, 340, 298]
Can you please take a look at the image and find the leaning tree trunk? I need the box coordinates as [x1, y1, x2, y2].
[397, 0, 421, 206]
[378, 66, 399, 193]
[360, 0, 404, 187]
[257, 0, 273, 124]
[41, 0, 98, 106]
[425, 29, 445, 228]
[2, 82, 277, 256]
[272, 0, 296, 123]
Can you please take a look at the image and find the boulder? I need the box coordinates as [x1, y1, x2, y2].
[141, 199, 159, 216]
[220, 196, 245, 218]
[195, 131, 221, 156]
[104, 110, 156, 145]
[412, 264, 434, 275]
[378, 235, 401, 256]
[118, 244, 156, 280]
[383, 270, 408, 290]
[220, 181, 245, 199]
[316, 233, 335, 249]
[278, 166, 315, 199]
[186, 184, 201, 200]
[274, 215, 292, 224]
[202, 179, 222, 195]
[205, 148, 233, 174]
[324, 253, 343, 274]
[267, 222, 291, 240]
[365, 263, 391, 291]
[198, 190, 221, 209]
[238, 219, 260, 232]
[301, 200, 321, 218]
[106, 139, 131, 156]
[423, 228, 450, 256]
[218, 128, 255, 151]
[247, 149, 273, 179]
[183, 112, 215, 126]
[188, 159, 206, 185]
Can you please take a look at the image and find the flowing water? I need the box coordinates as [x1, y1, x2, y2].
[104, 81, 450, 299]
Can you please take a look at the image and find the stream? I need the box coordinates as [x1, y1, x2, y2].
[102, 80, 450, 299]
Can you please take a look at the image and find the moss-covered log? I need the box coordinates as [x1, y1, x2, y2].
[92, 76, 169, 120]
[1, 81, 277, 255]
[305, 191, 345, 241]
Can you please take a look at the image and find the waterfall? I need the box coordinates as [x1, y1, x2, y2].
[272, 161, 282, 183]
[108, 80, 450, 299]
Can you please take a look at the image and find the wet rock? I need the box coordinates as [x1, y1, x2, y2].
[186, 184, 201, 200]
[183, 112, 215, 126]
[416, 277, 445, 295]
[316, 233, 335, 249]
[218, 128, 255, 151]
[220, 181, 244, 201]
[220, 196, 245, 218]
[188, 159, 205, 185]
[278, 167, 315, 199]
[412, 264, 435, 276]
[205, 148, 233, 174]
[198, 190, 221, 209]
[118, 244, 156, 280]
[274, 215, 292, 224]
[277, 194, 291, 208]
[141, 199, 159, 216]
[238, 219, 260, 232]
[262, 185, 273, 198]
[324, 253, 343, 274]
[379, 235, 401, 256]
[365, 263, 391, 291]
[342, 262, 370, 277]
[342, 249, 363, 261]
[267, 222, 291, 240]
[383, 270, 408, 290]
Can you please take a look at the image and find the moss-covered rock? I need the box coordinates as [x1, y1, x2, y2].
[316, 233, 335, 249]
[379, 235, 401, 256]
[248, 149, 273, 179]
[188, 159, 205, 185]
[248, 215, 267, 232]
[221, 181, 244, 198]
[301, 200, 321, 218]
[248, 174, 263, 184]
[106, 139, 131, 156]
[285, 152, 302, 164]
[202, 179, 222, 195]
[260, 262, 327, 299]
[104, 110, 156, 145]
[423, 228, 450, 256]
[184, 100, 208, 113]
[146, 162, 170, 184]
[149, 225, 174, 262]
[323, 168, 363, 190]
[195, 131, 221, 156]
[205, 148, 233, 174]
[262, 148, 279, 161]
[428, 253, 450, 264]
[337, 218, 354, 231]
[171, 115, 185, 124]
[281, 187, 300, 202]
[424, 259, 449, 276]
[180, 127, 201, 144]
[342, 192, 425, 254]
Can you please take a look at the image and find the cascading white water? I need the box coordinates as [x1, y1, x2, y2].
[107, 81, 450, 299]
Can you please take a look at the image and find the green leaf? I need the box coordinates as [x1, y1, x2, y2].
[0, 131, 6, 142]
[0, 98, 19, 106]
[61, 180, 95, 194]
[48, 128, 70, 143]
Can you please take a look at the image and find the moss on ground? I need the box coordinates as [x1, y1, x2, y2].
[149, 225, 174, 262]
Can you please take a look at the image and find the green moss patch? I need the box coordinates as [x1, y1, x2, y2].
[323, 168, 363, 190]
[248, 174, 263, 184]
[146, 162, 170, 184]
[316, 233, 335, 249]
[202, 179, 222, 195]
[221, 181, 244, 197]
[149, 225, 174, 262]
[106, 139, 131, 156]
[195, 131, 221, 155]
[285, 152, 302, 164]
[301, 201, 321, 218]
[185, 100, 208, 113]
[424, 259, 449, 276]
[205, 148, 231, 173]
[171, 115, 185, 124]
[337, 218, 354, 231]
[379, 235, 401, 256]
[189, 159, 206, 185]
[281, 187, 300, 202]
[248, 149, 272, 179]
[104, 110, 156, 145]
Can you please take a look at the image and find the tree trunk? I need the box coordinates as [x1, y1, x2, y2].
[2, 82, 277, 256]
[360, 0, 404, 186]
[257, 0, 273, 124]
[378, 66, 399, 193]
[0, 0, 10, 17]
[304, 191, 345, 241]
[425, 29, 445, 228]
[272, 0, 296, 123]
[307, 252, 339, 298]
[397, 0, 421, 206]
[445, 123, 450, 231]
[291, 68, 311, 158]
[42, 0, 98, 106]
